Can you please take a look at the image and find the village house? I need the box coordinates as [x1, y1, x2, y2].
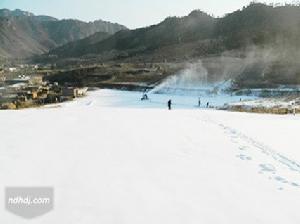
[62, 87, 88, 98]
[27, 90, 38, 100]
[8, 67, 17, 72]
[76, 87, 88, 97]
[29, 75, 44, 85]
[0, 75, 6, 82]
[0, 71, 89, 109]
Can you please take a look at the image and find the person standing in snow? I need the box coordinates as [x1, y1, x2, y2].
[141, 93, 149, 101]
[206, 102, 209, 108]
[168, 100, 172, 110]
[198, 98, 201, 107]
[292, 102, 296, 116]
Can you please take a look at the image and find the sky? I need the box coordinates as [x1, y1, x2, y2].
[0, 0, 292, 29]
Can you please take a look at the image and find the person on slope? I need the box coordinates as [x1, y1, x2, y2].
[141, 93, 149, 101]
[168, 100, 172, 110]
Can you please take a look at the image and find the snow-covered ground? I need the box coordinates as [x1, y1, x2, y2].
[228, 97, 300, 109]
[1, 89, 300, 223]
[64, 89, 255, 109]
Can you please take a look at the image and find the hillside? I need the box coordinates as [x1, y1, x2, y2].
[215, 3, 300, 48]
[49, 10, 216, 59]
[0, 9, 127, 58]
[46, 32, 111, 58]
[49, 4, 300, 61]
[47, 3, 300, 88]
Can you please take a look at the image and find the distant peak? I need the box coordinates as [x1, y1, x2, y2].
[188, 10, 209, 17]
[0, 8, 34, 17]
[14, 9, 34, 16]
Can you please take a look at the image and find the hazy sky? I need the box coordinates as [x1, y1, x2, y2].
[0, 0, 290, 29]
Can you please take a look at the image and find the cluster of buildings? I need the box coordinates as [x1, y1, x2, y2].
[0, 74, 88, 110]
[0, 64, 42, 73]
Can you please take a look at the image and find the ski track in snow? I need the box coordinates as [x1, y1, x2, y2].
[197, 112, 300, 190]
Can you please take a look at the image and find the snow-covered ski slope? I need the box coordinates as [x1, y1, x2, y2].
[1, 89, 300, 224]
[63, 89, 256, 109]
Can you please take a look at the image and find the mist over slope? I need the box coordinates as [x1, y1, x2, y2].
[0, 9, 127, 58]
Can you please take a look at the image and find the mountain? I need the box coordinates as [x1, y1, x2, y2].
[48, 32, 111, 58]
[213, 3, 300, 88]
[0, 9, 127, 58]
[49, 10, 216, 59]
[214, 3, 300, 49]
[45, 3, 300, 88]
[0, 9, 35, 17]
[49, 3, 300, 61]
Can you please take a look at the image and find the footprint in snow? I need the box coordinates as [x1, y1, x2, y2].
[291, 182, 300, 187]
[259, 164, 276, 173]
[275, 176, 289, 184]
[237, 154, 252, 161]
[86, 101, 93, 106]
[239, 146, 248, 151]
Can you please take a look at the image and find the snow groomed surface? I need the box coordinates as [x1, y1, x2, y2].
[1, 89, 300, 223]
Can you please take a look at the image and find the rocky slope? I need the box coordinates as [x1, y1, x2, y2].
[0, 9, 127, 58]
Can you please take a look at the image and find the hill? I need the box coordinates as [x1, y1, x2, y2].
[49, 10, 216, 59]
[49, 3, 300, 62]
[46, 3, 300, 88]
[0, 9, 127, 58]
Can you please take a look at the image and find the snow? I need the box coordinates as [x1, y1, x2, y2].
[1, 89, 300, 223]
[229, 97, 300, 110]
[65, 89, 256, 109]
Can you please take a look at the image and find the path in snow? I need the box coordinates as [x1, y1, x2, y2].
[169, 106, 300, 192]
[202, 112, 300, 190]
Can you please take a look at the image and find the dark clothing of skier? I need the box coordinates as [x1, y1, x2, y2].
[141, 94, 149, 101]
[206, 102, 209, 108]
[168, 100, 172, 110]
[198, 98, 201, 107]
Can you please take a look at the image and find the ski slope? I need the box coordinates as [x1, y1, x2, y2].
[63, 89, 256, 109]
[1, 89, 300, 224]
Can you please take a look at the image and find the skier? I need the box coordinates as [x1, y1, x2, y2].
[141, 93, 149, 101]
[292, 102, 296, 116]
[168, 99, 172, 110]
[198, 98, 201, 107]
[206, 102, 209, 108]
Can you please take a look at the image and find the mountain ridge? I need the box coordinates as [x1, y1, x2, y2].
[44, 3, 300, 88]
[48, 10, 216, 60]
[48, 3, 300, 62]
[0, 9, 127, 58]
